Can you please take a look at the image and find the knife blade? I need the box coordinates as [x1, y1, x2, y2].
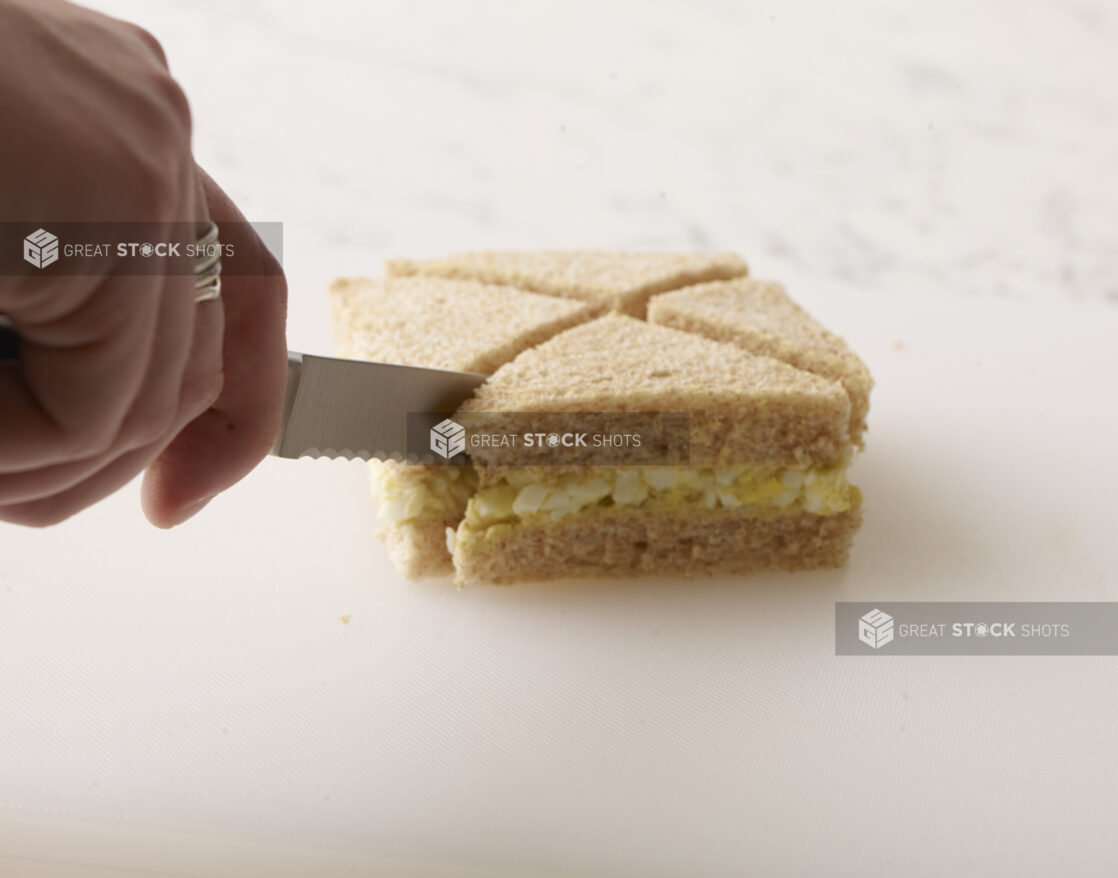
[0, 322, 486, 462]
[270, 352, 487, 461]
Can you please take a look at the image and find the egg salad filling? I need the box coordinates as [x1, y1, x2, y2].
[372, 460, 853, 550]
[462, 464, 852, 530]
[369, 460, 478, 524]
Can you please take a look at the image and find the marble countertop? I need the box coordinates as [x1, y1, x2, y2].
[83, 0, 1116, 307]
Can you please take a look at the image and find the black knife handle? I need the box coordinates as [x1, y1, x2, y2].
[0, 317, 19, 361]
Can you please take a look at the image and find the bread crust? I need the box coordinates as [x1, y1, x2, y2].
[379, 517, 457, 579]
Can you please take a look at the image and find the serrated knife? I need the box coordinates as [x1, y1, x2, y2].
[0, 321, 486, 462]
[271, 352, 486, 461]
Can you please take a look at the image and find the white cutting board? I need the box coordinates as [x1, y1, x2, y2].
[2, 277, 1117, 878]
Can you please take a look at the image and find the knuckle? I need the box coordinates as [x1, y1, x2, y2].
[207, 370, 225, 406]
[104, 79, 192, 221]
[79, 421, 122, 459]
[149, 71, 193, 137]
[61, 401, 138, 461]
[125, 400, 180, 449]
[127, 23, 169, 67]
[188, 367, 225, 415]
[56, 26, 194, 223]
[179, 370, 224, 422]
[123, 142, 186, 220]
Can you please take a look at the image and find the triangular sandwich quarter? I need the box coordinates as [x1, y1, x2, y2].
[648, 278, 873, 444]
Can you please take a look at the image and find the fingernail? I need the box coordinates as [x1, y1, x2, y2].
[171, 495, 213, 526]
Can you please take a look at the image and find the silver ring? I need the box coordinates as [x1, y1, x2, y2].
[194, 221, 223, 303]
[195, 276, 222, 302]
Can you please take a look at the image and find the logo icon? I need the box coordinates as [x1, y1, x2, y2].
[858, 608, 894, 649]
[23, 228, 59, 269]
[430, 418, 466, 460]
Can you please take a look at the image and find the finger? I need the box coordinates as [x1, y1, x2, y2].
[0, 273, 162, 472]
[105, 163, 207, 457]
[0, 165, 204, 502]
[0, 429, 172, 527]
[0, 294, 225, 526]
[141, 168, 287, 527]
[0, 269, 189, 499]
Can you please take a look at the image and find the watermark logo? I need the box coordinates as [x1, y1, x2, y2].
[23, 228, 59, 269]
[858, 608, 895, 649]
[430, 418, 466, 460]
[836, 603, 1112, 655]
[407, 411, 691, 466]
[3, 221, 283, 276]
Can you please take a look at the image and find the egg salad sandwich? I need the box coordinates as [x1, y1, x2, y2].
[648, 278, 873, 444]
[448, 314, 862, 586]
[329, 275, 592, 577]
[386, 250, 749, 318]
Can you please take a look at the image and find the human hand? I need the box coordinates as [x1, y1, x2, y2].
[0, 0, 286, 526]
